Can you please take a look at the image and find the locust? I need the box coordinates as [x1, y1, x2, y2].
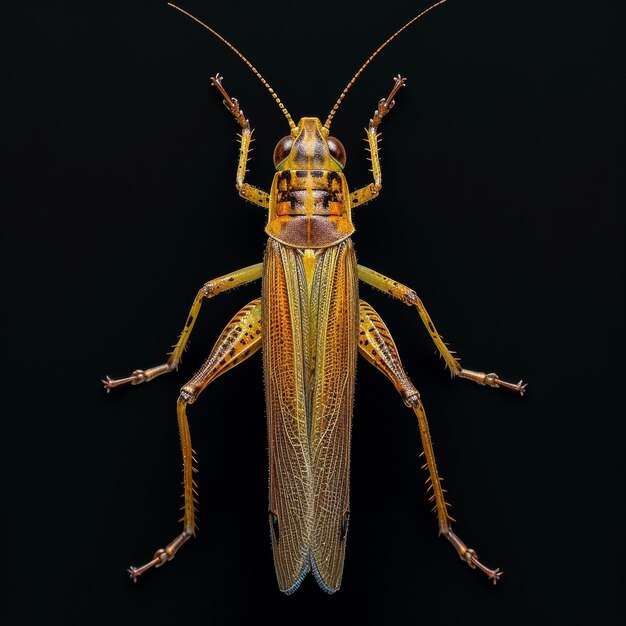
[103, 0, 526, 593]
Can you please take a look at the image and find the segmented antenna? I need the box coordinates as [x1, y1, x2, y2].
[168, 3, 296, 130]
[324, 0, 448, 131]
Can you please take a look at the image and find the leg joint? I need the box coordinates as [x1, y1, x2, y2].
[403, 390, 421, 408]
[404, 288, 419, 307]
[178, 388, 196, 405]
[201, 282, 220, 298]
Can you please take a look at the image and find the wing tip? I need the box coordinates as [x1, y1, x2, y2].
[310, 552, 341, 595]
[278, 549, 343, 595]
[280, 559, 310, 595]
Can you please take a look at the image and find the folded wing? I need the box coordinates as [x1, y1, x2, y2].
[263, 239, 358, 594]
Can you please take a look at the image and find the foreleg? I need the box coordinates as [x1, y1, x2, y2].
[350, 75, 406, 208]
[210, 73, 270, 208]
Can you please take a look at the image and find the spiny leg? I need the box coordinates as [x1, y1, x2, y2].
[358, 299, 502, 583]
[103, 263, 262, 391]
[357, 265, 526, 395]
[127, 397, 196, 581]
[128, 298, 262, 581]
[210, 73, 270, 208]
[350, 75, 407, 208]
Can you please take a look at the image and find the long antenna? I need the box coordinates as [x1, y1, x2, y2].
[167, 3, 296, 130]
[324, 0, 448, 131]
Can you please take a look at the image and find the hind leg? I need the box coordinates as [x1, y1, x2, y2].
[358, 299, 502, 583]
[128, 298, 262, 581]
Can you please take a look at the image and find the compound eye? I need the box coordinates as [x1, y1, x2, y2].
[273, 136, 293, 166]
[327, 136, 346, 168]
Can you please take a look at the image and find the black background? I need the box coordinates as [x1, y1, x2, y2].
[2, 1, 624, 624]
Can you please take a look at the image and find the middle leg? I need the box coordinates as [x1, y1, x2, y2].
[358, 264, 526, 395]
[358, 299, 502, 583]
[103, 263, 262, 391]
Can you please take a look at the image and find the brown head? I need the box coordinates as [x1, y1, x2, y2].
[273, 118, 346, 173]
[266, 117, 353, 248]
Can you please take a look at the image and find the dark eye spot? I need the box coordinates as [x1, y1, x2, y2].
[327, 136, 346, 168]
[341, 510, 350, 541]
[269, 511, 280, 542]
[273, 136, 293, 166]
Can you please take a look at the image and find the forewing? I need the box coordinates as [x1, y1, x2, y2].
[263, 240, 312, 593]
[309, 240, 358, 592]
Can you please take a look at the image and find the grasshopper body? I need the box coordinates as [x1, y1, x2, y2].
[262, 118, 358, 592]
[104, 1, 525, 593]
